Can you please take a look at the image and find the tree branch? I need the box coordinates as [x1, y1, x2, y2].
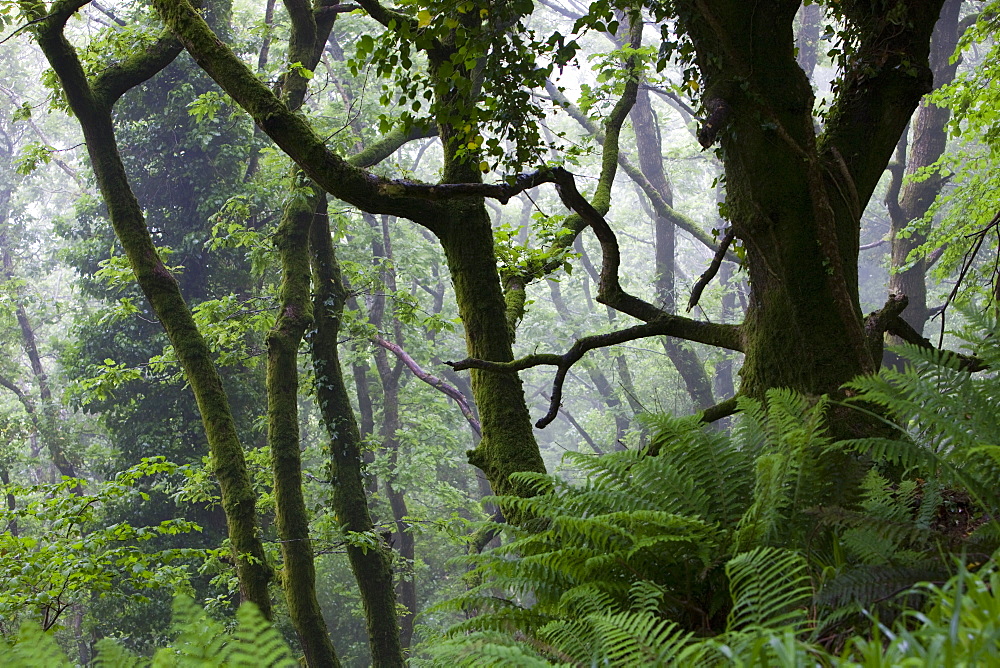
[92, 32, 183, 105]
[373, 336, 481, 436]
[354, 0, 416, 31]
[348, 123, 438, 168]
[698, 396, 739, 424]
[546, 80, 732, 258]
[687, 226, 735, 311]
[152, 0, 448, 227]
[448, 317, 740, 428]
[864, 294, 986, 372]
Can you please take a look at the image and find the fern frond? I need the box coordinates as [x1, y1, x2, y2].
[648, 414, 754, 526]
[541, 611, 702, 667]
[726, 547, 813, 633]
[0, 622, 73, 668]
[817, 563, 945, 609]
[228, 602, 298, 667]
[93, 639, 145, 668]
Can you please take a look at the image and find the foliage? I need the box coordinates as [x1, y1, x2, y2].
[0, 459, 206, 634]
[418, 320, 1000, 664]
[0, 595, 297, 667]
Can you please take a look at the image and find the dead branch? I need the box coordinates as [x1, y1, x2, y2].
[373, 336, 481, 436]
[687, 227, 736, 311]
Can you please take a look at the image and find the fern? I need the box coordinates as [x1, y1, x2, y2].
[725, 547, 813, 633]
[0, 596, 296, 667]
[423, 330, 1000, 664]
[0, 622, 73, 668]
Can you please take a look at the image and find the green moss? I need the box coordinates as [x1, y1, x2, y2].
[310, 206, 404, 667]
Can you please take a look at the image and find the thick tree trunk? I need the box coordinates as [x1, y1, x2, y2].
[679, 0, 944, 417]
[430, 47, 546, 510]
[309, 209, 404, 667]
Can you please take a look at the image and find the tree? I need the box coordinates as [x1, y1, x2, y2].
[18, 0, 273, 617]
[145, 0, 968, 518]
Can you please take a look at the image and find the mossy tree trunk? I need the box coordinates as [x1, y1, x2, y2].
[264, 3, 342, 662]
[309, 209, 404, 667]
[678, 0, 945, 410]
[267, 188, 339, 666]
[434, 199, 545, 504]
[22, 0, 272, 616]
[156, 0, 547, 513]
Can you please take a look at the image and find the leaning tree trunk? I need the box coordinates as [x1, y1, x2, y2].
[23, 0, 273, 616]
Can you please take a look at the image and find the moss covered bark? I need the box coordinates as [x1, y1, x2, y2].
[676, 0, 944, 414]
[23, 0, 271, 617]
[310, 210, 404, 667]
[267, 188, 339, 666]
[436, 201, 545, 510]
[264, 3, 343, 661]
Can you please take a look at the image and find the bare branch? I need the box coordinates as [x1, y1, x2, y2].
[373, 336, 481, 436]
[448, 317, 741, 428]
[687, 227, 735, 311]
[546, 81, 732, 257]
[865, 294, 986, 372]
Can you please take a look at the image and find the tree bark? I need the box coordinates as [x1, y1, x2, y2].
[267, 188, 339, 667]
[367, 214, 416, 652]
[309, 207, 404, 667]
[678, 0, 945, 418]
[22, 0, 272, 617]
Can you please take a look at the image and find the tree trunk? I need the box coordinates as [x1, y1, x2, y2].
[267, 188, 339, 667]
[430, 47, 546, 510]
[367, 214, 416, 652]
[309, 208, 404, 667]
[25, 2, 273, 616]
[0, 232, 79, 488]
[679, 0, 944, 420]
[435, 200, 546, 509]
